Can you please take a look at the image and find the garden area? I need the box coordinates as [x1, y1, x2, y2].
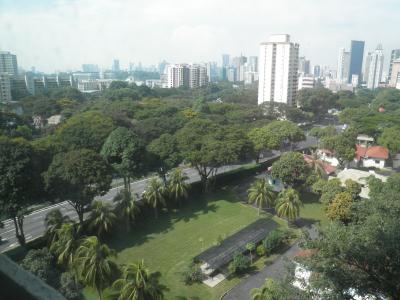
[83, 188, 287, 300]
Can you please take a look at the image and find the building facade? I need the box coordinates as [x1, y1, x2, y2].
[0, 73, 12, 102]
[166, 64, 208, 88]
[365, 45, 384, 90]
[388, 49, 400, 81]
[348, 40, 365, 84]
[337, 47, 350, 84]
[0, 51, 18, 76]
[389, 60, 400, 87]
[258, 34, 299, 106]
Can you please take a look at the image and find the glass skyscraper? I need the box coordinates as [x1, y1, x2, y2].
[348, 40, 365, 84]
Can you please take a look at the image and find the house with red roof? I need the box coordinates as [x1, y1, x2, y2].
[355, 144, 389, 169]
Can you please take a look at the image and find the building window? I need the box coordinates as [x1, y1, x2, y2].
[375, 160, 380, 164]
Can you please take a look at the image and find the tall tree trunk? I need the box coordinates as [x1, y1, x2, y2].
[13, 216, 26, 246]
[97, 288, 103, 300]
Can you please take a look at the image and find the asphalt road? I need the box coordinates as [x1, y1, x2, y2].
[0, 136, 317, 253]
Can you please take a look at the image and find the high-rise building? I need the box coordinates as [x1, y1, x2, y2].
[0, 73, 12, 102]
[388, 49, 400, 81]
[248, 56, 258, 72]
[299, 57, 310, 75]
[337, 48, 350, 84]
[222, 54, 230, 67]
[232, 55, 247, 81]
[206, 62, 218, 82]
[348, 40, 365, 84]
[313, 65, 321, 78]
[166, 64, 208, 88]
[389, 60, 400, 87]
[365, 44, 384, 90]
[158, 60, 168, 74]
[112, 59, 120, 72]
[82, 64, 99, 73]
[298, 75, 315, 90]
[0, 51, 18, 76]
[258, 34, 299, 106]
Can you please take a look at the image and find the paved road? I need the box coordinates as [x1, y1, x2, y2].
[0, 137, 316, 252]
[222, 225, 318, 300]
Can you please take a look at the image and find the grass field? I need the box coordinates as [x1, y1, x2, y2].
[299, 191, 329, 227]
[83, 188, 279, 300]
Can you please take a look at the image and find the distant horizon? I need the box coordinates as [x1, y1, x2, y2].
[1, 0, 398, 73]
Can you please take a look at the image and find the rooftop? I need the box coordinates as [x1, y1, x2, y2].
[356, 145, 389, 160]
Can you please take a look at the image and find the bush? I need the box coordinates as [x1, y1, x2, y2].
[182, 263, 203, 285]
[228, 252, 250, 274]
[263, 230, 288, 253]
[59, 272, 83, 300]
[256, 244, 266, 257]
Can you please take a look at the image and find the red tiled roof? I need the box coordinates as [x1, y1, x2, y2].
[356, 145, 389, 160]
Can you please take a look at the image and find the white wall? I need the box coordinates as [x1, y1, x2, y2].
[361, 158, 385, 169]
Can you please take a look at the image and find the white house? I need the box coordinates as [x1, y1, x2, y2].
[356, 134, 374, 147]
[317, 149, 340, 167]
[355, 145, 389, 169]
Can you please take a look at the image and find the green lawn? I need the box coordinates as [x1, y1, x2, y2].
[84, 188, 279, 300]
[299, 191, 329, 227]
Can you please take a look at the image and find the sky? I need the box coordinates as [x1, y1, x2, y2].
[0, 0, 399, 73]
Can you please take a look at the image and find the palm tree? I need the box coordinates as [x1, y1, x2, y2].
[89, 200, 117, 238]
[275, 188, 302, 223]
[308, 150, 327, 179]
[112, 260, 164, 300]
[167, 168, 189, 206]
[250, 278, 279, 300]
[44, 209, 71, 243]
[246, 242, 255, 264]
[113, 189, 140, 232]
[143, 178, 166, 219]
[247, 179, 275, 215]
[74, 236, 117, 300]
[50, 222, 83, 267]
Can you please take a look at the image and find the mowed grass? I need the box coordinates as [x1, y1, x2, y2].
[84, 188, 272, 300]
[299, 191, 329, 227]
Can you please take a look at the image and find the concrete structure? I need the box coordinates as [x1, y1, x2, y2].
[0, 51, 18, 76]
[258, 34, 299, 106]
[47, 115, 62, 125]
[0, 73, 12, 102]
[365, 45, 384, 90]
[317, 149, 340, 167]
[335, 168, 388, 199]
[166, 64, 208, 88]
[248, 56, 258, 72]
[337, 48, 350, 84]
[389, 59, 400, 87]
[356, 134, 374, 147]
[388, 49, 400, 81]
[298, 75, 315, 90]
[189, 64, 208, 88]
[348, 40, 365, 84]
[222, 54, 230, 67]
[298, 56, 310, 75]
[355, 145, 389, 169]
[313, 65, 321, 78]
[112, 59, 120, 72]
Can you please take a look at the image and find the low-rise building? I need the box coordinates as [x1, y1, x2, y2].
[47, 115, 62, 125]
[355, 145, 389, 169]
[356, 134, 374, 147]
[317, 149, 340, 167]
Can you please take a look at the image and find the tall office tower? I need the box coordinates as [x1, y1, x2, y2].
[206, 62, 218, 82]
[222, 54, 230, 67]
[0, 73, 12, 102]
[248, 56, 258, 72]
[365, 45, 384, 90]
[0, 51, 18, 76]
[388, 49, 400, 80]
[258, 34, 299, 106]
[348, 40, 365, 84]
[337, 48, 350, 83]
[232, 55, 247, 81]
[112, 59, 120, 72]
[82, 64, 99, 73]
[389, 60, 400, 87]
[298, 57, 310, 75]
[158, 60, 168, 74]
[313, 65, 321, 78]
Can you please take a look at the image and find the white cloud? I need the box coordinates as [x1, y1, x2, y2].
[0, 0, 398, 72]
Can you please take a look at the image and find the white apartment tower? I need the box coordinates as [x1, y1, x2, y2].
[337, 48, 350, 84]
[166, 64, 208, 88]
[0, 51, 18, 76]
[365, 44, 384, 90]
[258, 34, 299, 106]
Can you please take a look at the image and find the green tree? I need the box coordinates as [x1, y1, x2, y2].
[228, 252, 250, 274]
[326, 191, 354, 223]
[312, 178, 343, 204]
[0, 136, 37, 246]
[56, 111, 114, 152]
[275, 188, 302, 223]
[113, 189, 140, 232]
[101, 127, 145, 191]
[321, 129, 356, 166]
[143, 178, 166, 219]
[247, 179, 275, 215]
[44, 149, 112, 224]
[300, 176, 400, 299]
[246, 242, 256, 264]
[296, 88, 338, 120]
[378, 127, 400, 155]
[248, 127, 281, 163]
[167, 168, 189, 206]
[271, 152, 310, 187]
[44, 209, 71, 244]
[344, 179, 361, 200]
[88, 200, 117, 238]
[112, 260, 164, 300]
[147, 133, 181, 184]
[59, 271, 83, 300]
[50, 223, 83, 267]
[250, 278, 307, 300]
[265, 121, 305, 150]
[309, 126, 337, 145]
[74, 236, 117, 300]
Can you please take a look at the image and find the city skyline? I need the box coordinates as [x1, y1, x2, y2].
[0, 0, 399, 73]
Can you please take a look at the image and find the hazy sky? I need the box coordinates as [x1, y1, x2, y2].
[0, 0, 398, 73]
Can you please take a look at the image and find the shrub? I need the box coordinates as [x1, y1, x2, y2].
[59, 272, 83, 300]
[256, 244, 266, 257]
[263, 230, 288, 253]
[228, 252, 250, 274]
[182, 263, 203, 285]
